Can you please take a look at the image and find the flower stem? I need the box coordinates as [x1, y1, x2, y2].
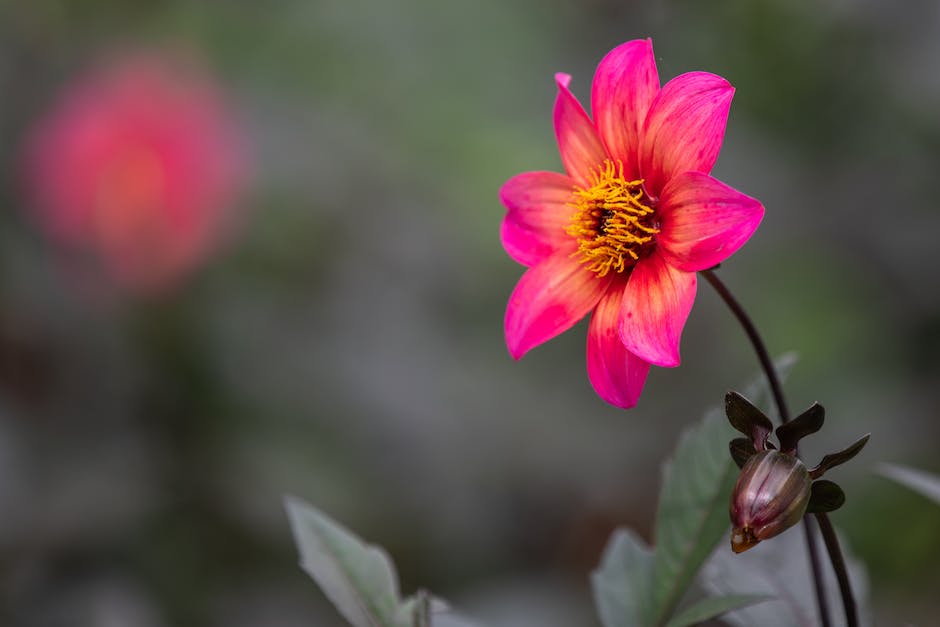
[699, 269, 789, 424]
[701, 268, 857, 627]
[816, 512, 858, 626]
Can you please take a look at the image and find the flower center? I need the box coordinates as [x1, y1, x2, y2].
[566, 160, 658, 277]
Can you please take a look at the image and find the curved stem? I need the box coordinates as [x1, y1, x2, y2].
[700, 269, 789, 424]
[701, 269, 857, 627]
[803, 513, 831, 627]
[816, 512, 858, 626]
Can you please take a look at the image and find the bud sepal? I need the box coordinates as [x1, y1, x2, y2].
[724, 392, 869, 553]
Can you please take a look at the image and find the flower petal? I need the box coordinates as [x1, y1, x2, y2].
[505, 254, 612, 360]
[587, 280, 652, 408]
[553, 72, 607, 186]
[500, 171, 576, 266]
[620, 253, 696, 367]
[638, 72, 734, 195]
[657, 172, 764, 272]
[591, 39, 659, 178]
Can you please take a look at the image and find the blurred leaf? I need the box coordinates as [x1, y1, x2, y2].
[592, 529, 654, 627]
[397, 591, 433, 627]
[397, 594, 480, 627]
[285, 495, 408, 627]
[286, 496, 480, 627]
[878, 463, 940, 505]
[430, 613, 484, 627]
[648, 402, 741, 623]
[700, 522, 870, 627]
[648, 355, 795, 625]
[592, 355, 795, 627]
[663, 594, 772, 627]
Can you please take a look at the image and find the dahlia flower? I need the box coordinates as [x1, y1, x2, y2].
[22, 54, 246, 294]
[501, 39, 764, 408]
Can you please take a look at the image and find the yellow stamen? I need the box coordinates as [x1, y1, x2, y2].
[566, 160, 659, 277]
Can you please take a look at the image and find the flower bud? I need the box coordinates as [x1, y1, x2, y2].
[730, 450, 811, 553]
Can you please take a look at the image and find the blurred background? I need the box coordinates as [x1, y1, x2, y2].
[1, 1, 938, 625]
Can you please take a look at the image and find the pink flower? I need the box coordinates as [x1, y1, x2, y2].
[501, 39, 764, 408]
[22, 54, 246, 294]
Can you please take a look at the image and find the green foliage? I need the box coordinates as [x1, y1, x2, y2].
[286, 496, 476, 627]
[648, 402, 742, 623]
[591, 356, 795, 627]
[592, 530, 654, 627]
[593, 529, 767, 627]
[286, 496, 411, 627]
[663, 594, 772, 627]
[592, 408, 765, 627]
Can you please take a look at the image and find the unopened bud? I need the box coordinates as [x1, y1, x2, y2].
[730, 450, 811, 553]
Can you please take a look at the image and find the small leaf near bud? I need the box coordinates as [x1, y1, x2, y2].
[730, 450, 811, 553]
[809, 433, 871, 479]
[775, 402, 825, 454]
[725, 391, 774, 451]
[806, 480, 846, 513]
[730, 437, 757, 469]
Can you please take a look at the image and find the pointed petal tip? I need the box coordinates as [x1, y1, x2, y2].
[619, 323, 683, 367]
[657, 173, 766, 272]
[552, 72, 606, 185]
[504, 323, 530, 360]
[587, 341, 650, 409]
[681, 70, 734, 94]
[504, 256, 610, 361]
[585, 281, 652, 410]
[639, 72, 737, 193]
[597, 393, 640, 410]
[504, 310, 528, 361]
[506, 345, 525, 361]
[591, 38, 659, 176]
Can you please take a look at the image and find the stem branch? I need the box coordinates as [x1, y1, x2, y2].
[702, 269, 856, 627]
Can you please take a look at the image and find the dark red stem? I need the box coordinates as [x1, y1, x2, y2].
[816, 512, 858, 626]
[702, 269, 857, 627]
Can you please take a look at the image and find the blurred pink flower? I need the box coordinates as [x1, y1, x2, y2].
[501, 39, 764, 408]
[22, 53, 246, 294]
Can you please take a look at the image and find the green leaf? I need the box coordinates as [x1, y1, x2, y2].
[647, 355, 795, 626]
[700, 522, 870, 627]
[397, 594, 480, 627]
[285, 495, 410, 627]
[591, 529, 654, 627]
[878, 463, 940, 505]
[591, 355, 796, 627]
[647, 404, 739, 624]
[286, 497, 480, 627]
[397, 591, 432, 627]
[663, 594, 772, 627]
